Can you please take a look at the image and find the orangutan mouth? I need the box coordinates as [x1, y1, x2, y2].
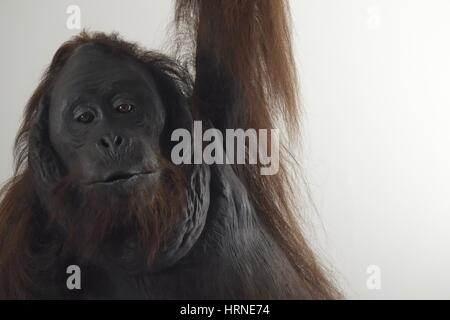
[89, 171, 155, 185]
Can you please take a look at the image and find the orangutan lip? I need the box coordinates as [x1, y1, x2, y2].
[89, 171, 154, 185]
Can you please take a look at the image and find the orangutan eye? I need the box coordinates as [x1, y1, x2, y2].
[115, 103, 135, 113]
[76, 111, 95, 123]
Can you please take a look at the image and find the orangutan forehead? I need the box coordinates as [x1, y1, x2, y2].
[50, 43, 157, 105]
[61, 43, 136, 71]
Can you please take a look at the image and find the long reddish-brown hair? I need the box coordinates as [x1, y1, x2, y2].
[0, 0, 341, 299]
[174, 0, 341, 298]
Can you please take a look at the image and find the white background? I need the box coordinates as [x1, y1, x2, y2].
[0, 0, 449, 299]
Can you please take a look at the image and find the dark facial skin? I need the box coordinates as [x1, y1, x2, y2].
[48, 43, 165, 191]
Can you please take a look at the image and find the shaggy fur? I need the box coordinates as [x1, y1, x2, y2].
[0, 0, 340, 299]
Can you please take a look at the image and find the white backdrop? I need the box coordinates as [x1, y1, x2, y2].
[1, 0, 449, 299]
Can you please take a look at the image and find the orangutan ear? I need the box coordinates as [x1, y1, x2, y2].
[162, 85, 193, 141]
[28, 96, 64, 186]
[152, 68, 194, 159]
